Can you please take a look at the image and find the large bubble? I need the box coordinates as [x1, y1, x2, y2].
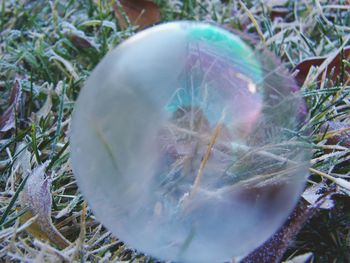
[70, 22, 309, 262]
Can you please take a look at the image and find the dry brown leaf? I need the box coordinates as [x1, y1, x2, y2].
[114, 0, 160, 30]
[0, 80, 22, 134]
[65, 31, 98, 50]
[62, 21, 98, 50]
[294, 46, 350, 86]
[68, 34, 95, 49]
[241, 188, 335, 263]
[20, 162, 71, 249]
[241, 200, 314, 263]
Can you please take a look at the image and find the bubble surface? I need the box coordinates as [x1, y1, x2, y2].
[70, 22, 309, 262]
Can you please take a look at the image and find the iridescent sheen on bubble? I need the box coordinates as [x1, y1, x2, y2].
[70, 22, 309, 263]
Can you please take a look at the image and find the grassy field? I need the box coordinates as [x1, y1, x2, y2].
[0, 0, 350, 262]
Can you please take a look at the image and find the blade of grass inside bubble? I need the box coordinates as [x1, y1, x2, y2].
[190, 112, 225, 197]
[91, 122, 119, 173]
[227, 143, 350, 191]
[177, 226, 196, 260]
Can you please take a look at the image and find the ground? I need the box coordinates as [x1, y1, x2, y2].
[0, 0, 350, 262]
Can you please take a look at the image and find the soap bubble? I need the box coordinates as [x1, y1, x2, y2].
[70, 22, 309, 262]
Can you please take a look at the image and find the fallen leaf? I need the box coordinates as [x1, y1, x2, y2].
[114, 0, 160, 30]
[20, 162, 71, 249]
[62, 22, 98, 50]
[241, 188, 334, 263]
[293, 46, 350, 86]
[240, 200, 314, 263]
[0, 80, 22, 133]
[68, 33, 96, 49]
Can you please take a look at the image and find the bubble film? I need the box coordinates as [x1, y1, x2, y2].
[70, 22, 309, 262]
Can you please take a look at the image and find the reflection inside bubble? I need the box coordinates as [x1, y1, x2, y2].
[70, 21, 309, 263]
